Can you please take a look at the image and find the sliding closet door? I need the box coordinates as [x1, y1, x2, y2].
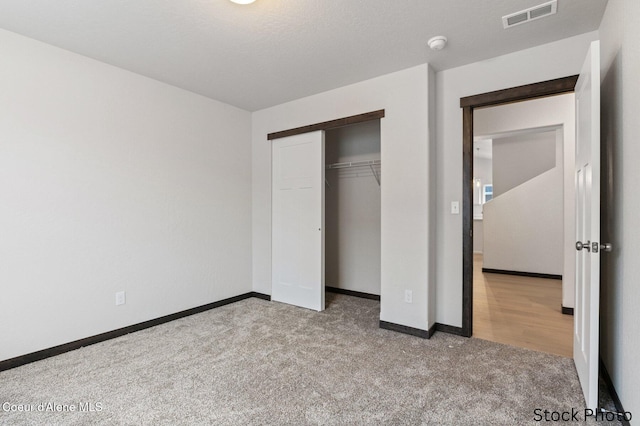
[271, 131, 325, 311]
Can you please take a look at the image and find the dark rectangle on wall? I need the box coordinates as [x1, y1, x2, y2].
[482, 268, 562, 281]
[561, 306, 574, 316]
[0, 292, 271, 372]
[267, 110, 385, 140]
[379, 321, 430, 339]
[326, 286, 380, 301]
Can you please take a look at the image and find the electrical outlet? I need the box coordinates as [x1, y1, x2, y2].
[115, 291, 126, 306]
[404, 290, 413, 304]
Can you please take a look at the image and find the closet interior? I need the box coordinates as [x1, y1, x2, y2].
[325, 119, 381, 298]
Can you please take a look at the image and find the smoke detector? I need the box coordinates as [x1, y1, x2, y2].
[428, 36, 448, 51]
[502, 0, 557, 29]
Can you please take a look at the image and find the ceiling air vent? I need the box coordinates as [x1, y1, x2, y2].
[502, 0, 558, 29]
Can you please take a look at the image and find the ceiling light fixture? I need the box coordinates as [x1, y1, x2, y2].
[427, 36, 448, 51]
[230, 0, 256, 4]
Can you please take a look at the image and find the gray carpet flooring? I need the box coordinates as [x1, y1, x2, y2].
[0, 293, 622, 425]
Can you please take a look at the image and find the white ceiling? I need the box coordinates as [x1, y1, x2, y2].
[0, 0, 607, 111]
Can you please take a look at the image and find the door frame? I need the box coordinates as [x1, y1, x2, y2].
[459, 76, 578, 337]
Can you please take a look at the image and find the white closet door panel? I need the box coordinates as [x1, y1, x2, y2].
[272, 131, 324, 311]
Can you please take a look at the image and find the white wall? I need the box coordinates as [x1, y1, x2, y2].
[325, 121, 381, 295]
[252, 64, 435, 331]
[0, 29, 253, 361]
[482, 130, 562, 277]
[474, 95, 575, 308]
[492, 131, 556, 197]
[483, 166, 563, 275]
[484, 129, 563, 276]
[435, 32, 597, 327]
[599, 0, 640, 418]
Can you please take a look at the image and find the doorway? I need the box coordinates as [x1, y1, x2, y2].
[459, 76, 578, 337]
[325, 120, 382, 302]
[471, 114, 573, 356]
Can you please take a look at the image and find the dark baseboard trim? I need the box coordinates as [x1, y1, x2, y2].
[379, 321, 430, 339]
[0, 292, 270, 373]
[600, 358, 632, 425]
[562, 306, 574, 316]
[326, 286, 380, 301]
[482, 268, 562, 281]
[250, 292, 271, 301]
[434, 323, 467, 337]
[427, 323, 437, 338]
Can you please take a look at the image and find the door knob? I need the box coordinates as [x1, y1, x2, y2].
[576, 241, 590, 252]
[576, 241, 613, 253]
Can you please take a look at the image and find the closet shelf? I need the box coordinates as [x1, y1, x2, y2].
[325, 159, 381, 186]
[325, 159, 381, 170]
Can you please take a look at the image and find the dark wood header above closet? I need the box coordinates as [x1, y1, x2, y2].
[267, 109, 385, 140]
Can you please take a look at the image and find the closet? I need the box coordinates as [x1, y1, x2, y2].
[325, 120, 381, 297]
[271, 113, 383, 312]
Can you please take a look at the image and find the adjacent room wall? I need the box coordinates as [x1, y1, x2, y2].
[252, 64, 436, 332]
[599, 0, 640, 417]
[0, 29, 253, 362]
[325, 121, 381, 296]
[491, 131, 556, 197]
[435, 32, 598, 327]
[483, 165, 563, 276]
[482, 130, 563, 276]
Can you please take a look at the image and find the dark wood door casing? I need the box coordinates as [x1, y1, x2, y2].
[458, 75, 578, 337]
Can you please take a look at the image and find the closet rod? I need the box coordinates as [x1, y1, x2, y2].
[325, 159, 381, 187]
[325, 159, 381, 170]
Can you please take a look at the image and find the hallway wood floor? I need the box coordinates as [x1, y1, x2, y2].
[472, 253, 574, 357]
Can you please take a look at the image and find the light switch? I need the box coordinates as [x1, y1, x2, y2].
[451, 201, 460, 215]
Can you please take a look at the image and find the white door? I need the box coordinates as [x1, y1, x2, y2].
[272, 131, 325, 311]
[574, 40, 601, 411]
